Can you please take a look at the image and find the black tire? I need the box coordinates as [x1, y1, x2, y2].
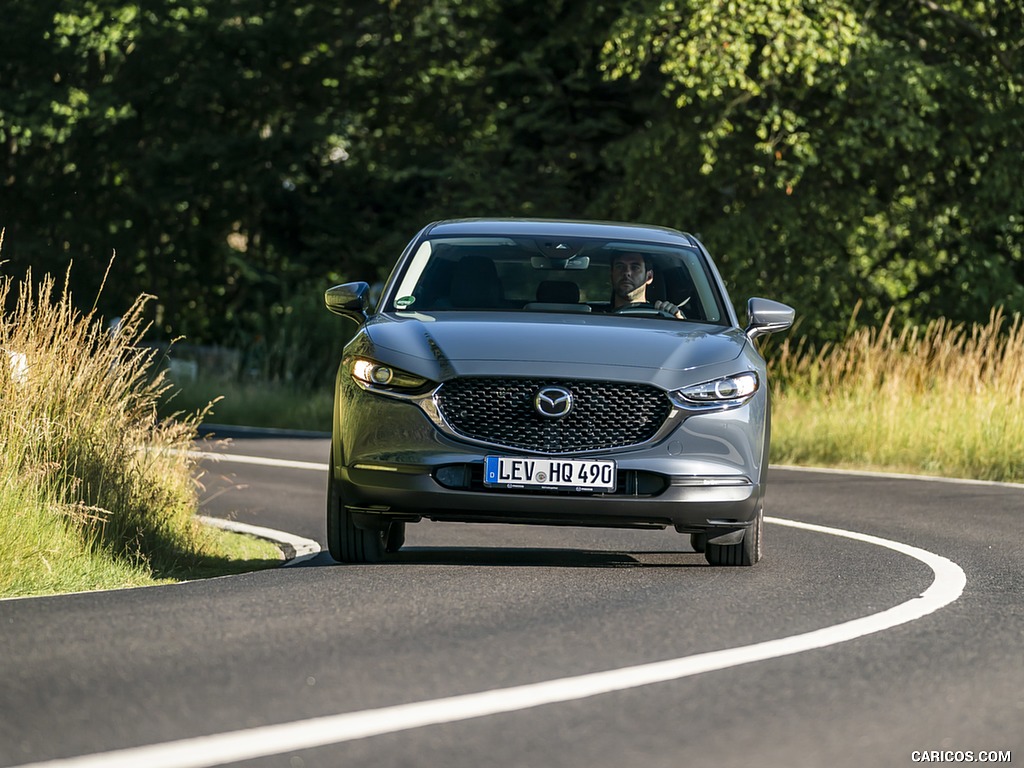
[689, 532, 707, 553]
[704, 506, 763, 566]
[384, 521, 406, 553]
[326, 449, 386, 564]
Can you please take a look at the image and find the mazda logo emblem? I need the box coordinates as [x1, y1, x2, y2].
[534, 386, 574, 418]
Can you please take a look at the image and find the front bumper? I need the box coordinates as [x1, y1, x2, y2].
[340, 461, 761, 534]
[334, 381, 769, 535]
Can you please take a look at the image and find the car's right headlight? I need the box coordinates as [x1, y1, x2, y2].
[669, 371, 759, 411]
[348, 357, 433, 396]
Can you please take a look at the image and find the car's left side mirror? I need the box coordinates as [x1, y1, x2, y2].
[745, 297, 795, 341]
[325, 282, 371, 323]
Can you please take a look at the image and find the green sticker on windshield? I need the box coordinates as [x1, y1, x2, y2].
[395, 295, 416, 309]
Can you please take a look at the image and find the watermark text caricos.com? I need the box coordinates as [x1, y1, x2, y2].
[911, 751, 1012, 763]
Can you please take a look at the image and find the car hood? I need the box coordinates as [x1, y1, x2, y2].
[359, 312, 749, 383]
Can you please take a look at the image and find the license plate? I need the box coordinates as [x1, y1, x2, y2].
[484, 456, 616, 492]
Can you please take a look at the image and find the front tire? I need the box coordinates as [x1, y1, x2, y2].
[326, 449, 386, 564]
[704, 506, 763, 566]
[384, 521, 406, 553]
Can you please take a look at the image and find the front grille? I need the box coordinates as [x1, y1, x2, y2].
[435, 378, 671, 453]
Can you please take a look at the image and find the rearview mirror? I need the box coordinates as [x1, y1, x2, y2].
[530, 256, 590, 270]
[745, 298, 795, 341]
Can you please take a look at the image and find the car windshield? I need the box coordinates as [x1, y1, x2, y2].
[385, 235, 726, 323]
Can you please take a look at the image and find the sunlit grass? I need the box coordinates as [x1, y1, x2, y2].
[0, 265, 281, 598]
[771, 308, 1024, 483]
[0, 475, 154, 597]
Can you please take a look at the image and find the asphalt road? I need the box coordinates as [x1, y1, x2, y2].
[1, 429, 1021, 768]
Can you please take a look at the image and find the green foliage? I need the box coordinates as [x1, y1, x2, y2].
[600, 0, 1024, 338]
[2, 0, 1023, 353]
[0, 266, 280, 596]
[3, 0, 382, 339]
[771, 308, 1024, 482]
[162, 374, 333, 432]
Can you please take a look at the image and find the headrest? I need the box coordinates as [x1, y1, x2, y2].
[536, 280, 580, 304]
[450, 256, 502, 308]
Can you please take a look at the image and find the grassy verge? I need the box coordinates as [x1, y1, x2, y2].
[770, 309, 1024, 483]
[1, 268, 282, 599]
[161, 376, 333, 433]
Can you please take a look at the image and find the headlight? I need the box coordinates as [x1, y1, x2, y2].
[349, 357, 432, 395]
[671, 372, 759, 409]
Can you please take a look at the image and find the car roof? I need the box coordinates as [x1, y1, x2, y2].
[424, 218, 700, 247]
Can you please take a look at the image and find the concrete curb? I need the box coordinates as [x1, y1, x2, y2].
[199, 515, 322, 566]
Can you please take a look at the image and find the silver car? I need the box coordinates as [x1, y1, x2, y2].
[325, 219, 794, 565]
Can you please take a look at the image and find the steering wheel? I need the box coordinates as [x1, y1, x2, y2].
[611, 302, 679, 319]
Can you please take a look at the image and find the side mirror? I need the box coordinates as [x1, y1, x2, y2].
[745, 297, 795, 341]
[325, 282, 370, 323]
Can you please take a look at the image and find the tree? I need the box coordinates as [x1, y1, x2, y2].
[600, 0, 1024, 338]
[4, 0, 1022, 356]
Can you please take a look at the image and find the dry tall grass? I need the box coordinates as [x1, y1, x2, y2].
[1, 267, 215, 595]
[771, 307, 1024, 482]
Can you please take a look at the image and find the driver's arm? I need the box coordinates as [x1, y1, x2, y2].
[653, 300, 685, 319]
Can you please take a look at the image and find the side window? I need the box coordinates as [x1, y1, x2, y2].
[659, 262, 706, 321]
[681, 255, 724, 323]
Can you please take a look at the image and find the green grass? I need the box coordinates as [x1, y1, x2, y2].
[770, 308, 1024, 483]
[1, 266, 282, 599]
[162, 376, 333, 433]
[0, 478, 152, 597]
[0, 489, 282, 597]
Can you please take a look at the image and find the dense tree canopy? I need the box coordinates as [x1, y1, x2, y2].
[600, 0, 1024, 337]
[2, 0, 1022, 378]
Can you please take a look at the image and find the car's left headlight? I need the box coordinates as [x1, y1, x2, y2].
[670, 372, 759, 410]
[349, 357, 433, 396]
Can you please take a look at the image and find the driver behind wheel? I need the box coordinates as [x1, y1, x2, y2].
[609, 251, 685, 318]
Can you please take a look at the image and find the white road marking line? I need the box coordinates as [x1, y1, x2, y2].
[191, 450, 328, 472]
[16, 517, 966, 768]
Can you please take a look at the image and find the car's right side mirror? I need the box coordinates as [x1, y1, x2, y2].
[745, 297, 795, 341]
[325, 282, 371, 324]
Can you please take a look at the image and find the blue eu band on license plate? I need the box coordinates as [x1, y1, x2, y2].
[484, 456, 616, 491]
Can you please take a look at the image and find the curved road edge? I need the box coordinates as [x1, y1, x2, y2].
[198, 516, 321, 567]
[9, 514, 968, 768]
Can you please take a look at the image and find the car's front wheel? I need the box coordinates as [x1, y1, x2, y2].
[326, 449, 386, 564]
[704, 506, 763, 566]
[384, 521, 406, 553]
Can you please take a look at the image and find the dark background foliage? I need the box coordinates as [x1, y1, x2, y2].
[2, 0, 1022, 384]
